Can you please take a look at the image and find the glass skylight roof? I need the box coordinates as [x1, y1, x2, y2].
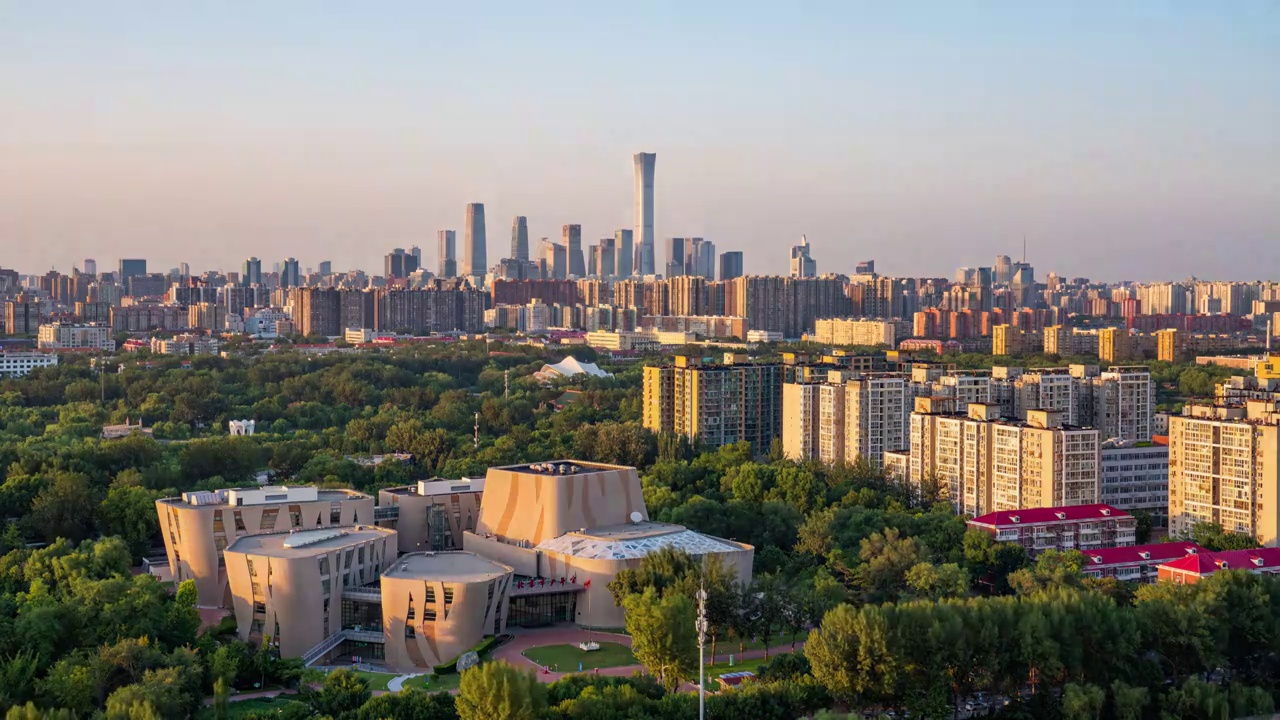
[536, 528, 741, 560]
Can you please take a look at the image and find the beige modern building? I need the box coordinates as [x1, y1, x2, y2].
[223, 525, 397, 658]
[909, 398, 1101, 517]
[156, 486, 375, 607]
[378, 478, 485, 553]
[1168, 400, 1280, 545]
[381, 552, 513, 670]
[643, 354, 784, 451]
[782, 370, 909, 467]
[464, 461, 753, 628]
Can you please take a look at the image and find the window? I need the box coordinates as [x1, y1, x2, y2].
[404, 626, 415, 638]
[423, 609, 437, 622]
[319, 557, 329, 575]
[259, 508, 279, 532]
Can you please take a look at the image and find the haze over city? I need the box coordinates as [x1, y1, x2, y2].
[2, 2, 1278, 280]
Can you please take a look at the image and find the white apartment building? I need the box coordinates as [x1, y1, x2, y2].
[0, 350, 58, 378]
[37, 322, 115, 351]
[1101, 439, 1169, 519]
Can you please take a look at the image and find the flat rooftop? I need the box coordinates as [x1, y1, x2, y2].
[159, 487, 368, 507]
[383, 551, 512, 583]
[224, 525, 395, 557]
[493, 460, 629, 476]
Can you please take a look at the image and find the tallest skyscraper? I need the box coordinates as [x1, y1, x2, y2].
[633, 152, 656, 275]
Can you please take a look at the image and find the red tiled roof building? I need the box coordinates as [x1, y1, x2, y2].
[968, 504, 1137, 555]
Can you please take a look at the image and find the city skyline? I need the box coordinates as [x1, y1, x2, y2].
[2, 3, 1277, 280]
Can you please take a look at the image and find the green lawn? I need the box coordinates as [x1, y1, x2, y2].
[523, 642, 636, 671]
[351, 670, 400, 691]
[419, 673, 462, 693]
[705, 655, 769, 678]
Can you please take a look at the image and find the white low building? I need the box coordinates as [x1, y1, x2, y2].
[534, 356, 612, 382]
[0, 350, 58, 378]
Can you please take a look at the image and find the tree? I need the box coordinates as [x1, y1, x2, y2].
[623, 587, 698, 691]
[904, 562, 969, 601]
[98, 485, 160, 561]
[1188, 521, 1259, 551]
[310, 668, 371, 717]
[1062, 682, 1105, 720]
[962, 529, 1027, 592]
[855, 528, 921, 603]
[1109, 681, 1149, 720]
[348, 687, 459, 720]
[24, 473, 97, 543]
[805, 605, 858, 704]
[456, 661, 546, 720]
[1160, 677, 1228, 720]
[212, 677, 229, 720]
[1007, 549, 1085, 596]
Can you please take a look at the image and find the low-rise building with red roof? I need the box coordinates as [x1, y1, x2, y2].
[1157, 547, 1280, 584]
[968, 504, 1136, 555]
[1082, 541, 1204, 584]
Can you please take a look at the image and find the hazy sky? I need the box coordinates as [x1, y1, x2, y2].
[2, 2, 1277, 281]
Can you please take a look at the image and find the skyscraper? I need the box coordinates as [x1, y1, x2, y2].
[410, 246, 422, 269]
[597, 238, 616, 279]
[318, 261, 332, 275]
[384, 248, 418, 279]
[242, 257, 262, 287]
[83, 259, 97, 276]
[118, 259, 147, 282]
[719, 251, 744, 281]
[614, 229, 634, 278]
[511, 216, 529, 262]
[437, 230, 457, 278]
[633, 152, 656, 275]
[994, 255, 1013, 285]
[463, 203, 487, 278]
[689, 238, 716, 279]
[563, 224, 585, 277]
[665, 238, 685, 278]
[789, 236, 816, 278]
[541, 239, 567, 280]
[280, 258, 301, 288]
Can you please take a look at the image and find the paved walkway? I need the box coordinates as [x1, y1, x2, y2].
[386, 673, 425, 692]
[495, 626, 803, 684]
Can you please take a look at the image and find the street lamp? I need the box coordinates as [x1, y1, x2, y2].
[696, 585, 708, 720]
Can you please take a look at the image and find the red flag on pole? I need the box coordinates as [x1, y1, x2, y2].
[570, 574, 577, 584]
[583, 578, 591, 588]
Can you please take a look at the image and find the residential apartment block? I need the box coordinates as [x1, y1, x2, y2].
[1168, 399, 1280, 546]
[782, 370, 908, 467]
[643, 354, 783, 451]
[910, 399, 1101, 517]
[967, 504, 1136, 555]
[37, 322, 115, 351]
[1101, 438, 1169, 520]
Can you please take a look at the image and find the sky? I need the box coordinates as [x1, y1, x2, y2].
[2, 2, 1278, 282]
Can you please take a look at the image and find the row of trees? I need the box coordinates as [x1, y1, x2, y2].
[805, 568, 1280, 717]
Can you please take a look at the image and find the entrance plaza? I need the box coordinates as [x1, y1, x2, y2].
[158, 460, 753, 671]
